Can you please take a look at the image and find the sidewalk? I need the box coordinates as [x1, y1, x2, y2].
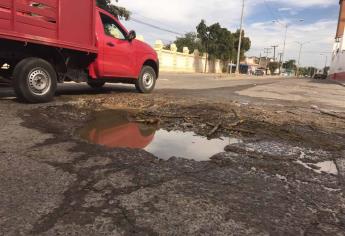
[160, 71, 284, 80]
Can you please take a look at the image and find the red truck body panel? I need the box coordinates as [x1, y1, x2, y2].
[89, 8, 158, 79]
[0, 0, 159, 86]
[0, 0, 97, 53]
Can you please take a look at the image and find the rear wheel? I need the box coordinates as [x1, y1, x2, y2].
[87, 80, 105, 89]
[13, 57, 57, 103]
[135, 66, 156, 93]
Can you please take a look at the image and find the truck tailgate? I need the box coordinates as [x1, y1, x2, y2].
[0, 0, 97, 53]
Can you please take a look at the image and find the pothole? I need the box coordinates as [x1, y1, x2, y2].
[77, 110, 241, 161]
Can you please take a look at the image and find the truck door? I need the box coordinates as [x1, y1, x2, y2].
[99, 13, 135, 78]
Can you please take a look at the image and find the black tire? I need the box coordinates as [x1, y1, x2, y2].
[13, 57, 57, 103]
[87, 80, 106, 89]
[135, 66, 156, 93]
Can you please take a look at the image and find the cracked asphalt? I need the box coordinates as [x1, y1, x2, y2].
[0, 73, 345, 235]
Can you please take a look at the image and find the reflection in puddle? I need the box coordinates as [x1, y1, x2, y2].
[144, 130, 240, 161]
[296, 160, 338, 175]
[78, 110, 241, 161]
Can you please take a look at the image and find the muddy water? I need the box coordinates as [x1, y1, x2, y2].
[78, 110, 240, 161]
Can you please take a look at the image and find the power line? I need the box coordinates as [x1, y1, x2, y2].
[264, 48, 272, 57]
[271, 45, 279, 61]
[300, 51, 332, 54]
[130, 17, 184, 36]
[132, 12, 184, 35]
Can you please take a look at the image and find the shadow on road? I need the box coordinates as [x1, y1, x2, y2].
[307, 78, 344, 86]
[55, 83, 137, 97]
[0, 85, 16, 101]
[0, 83, 140, 102]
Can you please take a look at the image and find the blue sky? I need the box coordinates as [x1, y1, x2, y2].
[116, 0, 339, 68]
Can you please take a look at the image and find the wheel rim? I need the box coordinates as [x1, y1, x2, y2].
[142, 72, 154, 89]
[27, 68, 51, 96]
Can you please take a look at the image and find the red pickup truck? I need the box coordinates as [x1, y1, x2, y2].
[0, 0, 159, 103]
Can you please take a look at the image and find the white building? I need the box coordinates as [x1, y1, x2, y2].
[330, 0, 345, 81]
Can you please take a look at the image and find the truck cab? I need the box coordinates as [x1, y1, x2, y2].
[0, 1, 159, 103]
[88, 8, 159, 91]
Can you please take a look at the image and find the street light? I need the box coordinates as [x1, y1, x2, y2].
[204, 31, 210, 73]
[320, 53, 329, 74]
[296, 40, 312, 76]
[320, 53, 328, 69]
[272, 19, 304, 74]
[235, 0, 245, 75]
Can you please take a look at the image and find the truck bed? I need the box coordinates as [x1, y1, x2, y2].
[0, 0, 97, 53]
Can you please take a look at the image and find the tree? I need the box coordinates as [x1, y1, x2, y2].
[96, 0, 130, 20]
[232, 29, 251, 62]
[207, 23, 234, 61]
[196, 20, 209, 54]
[196, 20, 250, 63]
[298, 67, 308, 76]
[283, 60, 296, 71]
[298, 66, 318, 77]
[170, 32, 203, 53]
[268, 62, 279, 75]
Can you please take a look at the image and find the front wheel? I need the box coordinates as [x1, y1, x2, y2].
[135, 66, 156, 93]
[13, 57, 57, 103]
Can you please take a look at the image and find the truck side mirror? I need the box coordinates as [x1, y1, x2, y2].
[128, 30, 136, 41]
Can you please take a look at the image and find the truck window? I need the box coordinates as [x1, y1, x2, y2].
[100, 13, 126, 40]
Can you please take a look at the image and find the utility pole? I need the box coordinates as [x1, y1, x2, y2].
[204, 31, 210, 73]
[264, 48, 272, 74]
[320, 53, 329, 74]
[235, 0, 245, 75]
[278, 53, 283, 74]
[271, 45, 279, 62]
[296, 41, 311, 77]
[281, 24, 288, 72]
[264, 48, 271, 61]
[320, 53, 328, 68]
[297, 43, 302, 77]
[273, 19, 304, 74]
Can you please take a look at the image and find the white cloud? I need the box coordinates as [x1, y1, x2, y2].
[246, 19, 336, 68]
[114, 0, 337, 68]
[277, 7, 298, 15]
[117, 0, 248, 27]
[266, 0, 336, 7]
[278, 8, 292, 12]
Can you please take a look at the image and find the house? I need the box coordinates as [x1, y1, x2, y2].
[244, 57, 260, 74]
[243, 56, 274, 75]
[330, 0, 345, 81]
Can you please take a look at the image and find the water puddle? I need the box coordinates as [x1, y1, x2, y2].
[78, 110, 241, 161]
[295, 160, 338, 175]
[313, 161, 339, 175]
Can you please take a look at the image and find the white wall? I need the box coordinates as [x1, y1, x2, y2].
[153, 40, 224, 73]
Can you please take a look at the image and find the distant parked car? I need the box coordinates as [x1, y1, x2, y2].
[254, 70, 265, 76]
[313, 74, 327, 80]
[313, 70, 327, 80]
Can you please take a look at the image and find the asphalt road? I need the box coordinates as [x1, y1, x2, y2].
[3, 72, 344, 109]
[0, 73, 345, 235]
